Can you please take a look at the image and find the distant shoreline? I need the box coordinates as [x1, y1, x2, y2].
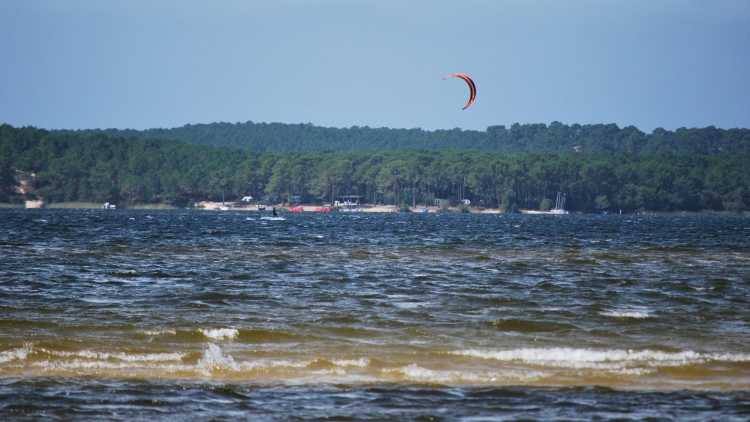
[2, 201, 748, 216]
[4, 124, 748, 215]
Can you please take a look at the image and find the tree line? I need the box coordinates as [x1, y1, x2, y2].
[1, 123, 748, 212]
[62, 121, 750, 155]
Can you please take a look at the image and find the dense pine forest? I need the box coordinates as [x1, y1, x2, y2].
[1, 122, 749, 212]
[63, 121, 750, 155]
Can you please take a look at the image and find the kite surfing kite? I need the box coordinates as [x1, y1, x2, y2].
[445, 73, 477, 110]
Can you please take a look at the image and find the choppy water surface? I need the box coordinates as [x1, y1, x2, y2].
[1, 209, 749, 419]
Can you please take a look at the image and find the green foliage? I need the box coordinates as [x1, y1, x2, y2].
[594, 195, 610, 211]
[61, 121, 750, 155]
[1, 123, 748, 212]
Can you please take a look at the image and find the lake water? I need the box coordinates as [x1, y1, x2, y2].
[1, 209, 749, 419]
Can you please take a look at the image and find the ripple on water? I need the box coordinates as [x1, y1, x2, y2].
[0, 210, 748, 394]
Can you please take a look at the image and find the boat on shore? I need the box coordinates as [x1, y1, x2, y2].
[521, 192, 569, 215]
[334, 195, 362, 212]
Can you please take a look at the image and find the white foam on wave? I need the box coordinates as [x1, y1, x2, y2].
[13, 343, 315, 376]
[392, 301, 421, 310]
[332, 358, 370, 368]
[195, 344, 363, 376]
[0, 343, 32, 364]
[240, 359, 310, 370]
[384, 364, 453, 383]
[601, 308, 653, 319]
[40, 348, 185, 362]
[383, 364, 543, 384]
[612, 368, 655, 376]
[197, 343, 239, 374]
[31, 360, 192, 372]
[0, 344, 190, 373]
[451, 348, 750, 370]
[141, 329, 177, 336]
[599, 310, 653, 319]
[199, 328, 239, 340]
[197, 344, 312, 373]
[196, 344, 311, 374]
[313, 367, 347, 376]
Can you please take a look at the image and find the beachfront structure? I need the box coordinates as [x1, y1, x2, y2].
[334, 195, 361, 212]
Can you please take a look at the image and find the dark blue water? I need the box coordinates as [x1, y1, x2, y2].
[1, 209, 749, 419]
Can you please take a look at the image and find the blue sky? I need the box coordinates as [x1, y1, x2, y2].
[1, 0, 748, 132]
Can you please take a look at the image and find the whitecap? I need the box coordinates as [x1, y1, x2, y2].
[600, 309, 653, 319]
[32, 360, 192, 372]
[392, 301, 421, 310]
[312, 367, 347, 376]
[611, 368, 655, 376]
[197, 343, 238, 373]
[141, 329, 177, 336]
[383, 364, 448, 382]
[40, 348, 185, 362]
[239, 359, 309, 370]
[199, 328, 239, 340]
[450, 348, 750, 370]
[332, 358, 370, 368]
[383, 364, 542, 384]
[0, 343, 32, 364]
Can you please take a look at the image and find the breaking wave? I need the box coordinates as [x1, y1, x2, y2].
[199, 328, 239, 340]
[2, 342, 750, 388]
[450, 348, 750, 370]
[600, 307, 654, 319]
[0, 344, 32, 364]
[382, 364, 544, 384]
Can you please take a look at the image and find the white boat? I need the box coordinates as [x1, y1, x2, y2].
[521, 192, 569, 215]
[335, 195, 362, 212]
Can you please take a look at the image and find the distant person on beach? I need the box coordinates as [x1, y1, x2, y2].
[272, 207, 278, 217]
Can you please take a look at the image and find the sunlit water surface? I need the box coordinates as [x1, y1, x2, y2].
[1, 209, 749, 419]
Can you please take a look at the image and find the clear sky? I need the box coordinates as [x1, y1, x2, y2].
[1, 0, 748, 132]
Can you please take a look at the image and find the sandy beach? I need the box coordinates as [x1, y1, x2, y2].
[195, 201, 503, 214]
